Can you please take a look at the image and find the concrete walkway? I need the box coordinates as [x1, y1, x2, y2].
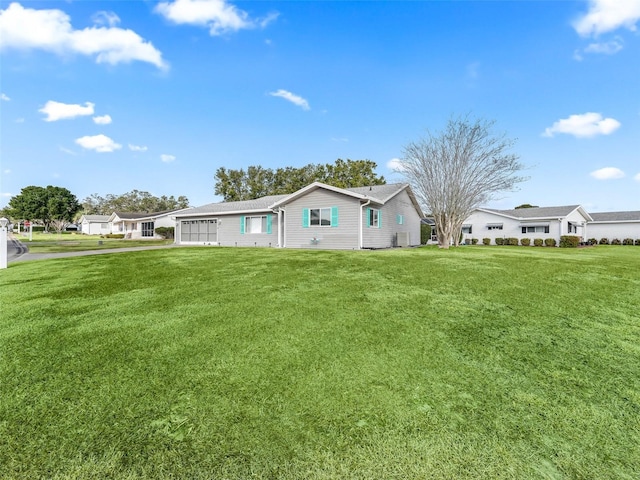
[8, 234, 179, 263]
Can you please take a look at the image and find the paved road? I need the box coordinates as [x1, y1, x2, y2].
[7, 234, 178, 263]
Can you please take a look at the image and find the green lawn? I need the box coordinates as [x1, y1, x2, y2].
[1, 246, 639, 479]
[16, 232, 173, 253]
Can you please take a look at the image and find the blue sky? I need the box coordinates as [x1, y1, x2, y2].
[1, 0, 639, 212]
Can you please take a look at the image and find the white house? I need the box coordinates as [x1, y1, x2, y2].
[587, 211, 640, 243]
[79, 215, 111, 236]
[463, 205, 593, 245]
[109, 208, 191, 239]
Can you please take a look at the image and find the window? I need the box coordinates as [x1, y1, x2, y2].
[243, 215, 271, 234]
[568, 222, 578, 233]
[311, 208, 332, 226]
[141, 221, 154, 237]
[396, 214, 404, 225]
[487, 225, 503, 230]
[367, 208, 381, 228]
[462, 225, 472, 234]
[303, 207, 338, 227]
[522, 225, 549, 234]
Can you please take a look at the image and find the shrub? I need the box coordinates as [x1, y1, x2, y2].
[533, 238, 543, 247]
[483, 238, 491, 246]
[101, 234, 125, 239]
[495, 237, 504, 245]
[599, 238, 609, 245]
[559, 235, 580, 248]
[155, 226, 175, 239]
[520, 238, 531, 246]
[636, 239, 640, 246]
[471, 238, 478, 245]
[544, 238, 556, 247]
[420, 224, 431, 245]
[587, 238, 598, 246]
[507, 237, 519, 246]
[623, 238, 634, 245]
[611, 238, 621, 245]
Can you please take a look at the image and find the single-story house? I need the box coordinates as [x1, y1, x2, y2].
[586, 211, 640, 242]
[173, 182, 424, 249]
[462, 205, 593, 245]
[79, 215, 111, 235]
[109, 208, 191, 239]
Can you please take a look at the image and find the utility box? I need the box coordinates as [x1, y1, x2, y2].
[396, 231, 410, 247]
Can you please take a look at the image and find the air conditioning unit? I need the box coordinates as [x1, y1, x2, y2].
[396, 231, 410, 247]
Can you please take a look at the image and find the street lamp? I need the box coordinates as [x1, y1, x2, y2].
[0, 217, 8, 269]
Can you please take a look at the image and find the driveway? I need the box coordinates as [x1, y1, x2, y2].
[7, 234, 179, 263]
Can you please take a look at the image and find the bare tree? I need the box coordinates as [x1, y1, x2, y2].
[400, 116, 526, 248]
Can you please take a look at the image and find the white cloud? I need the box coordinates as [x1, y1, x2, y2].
[3, 169, 11, 174]
[590, 167, 625, 180]
[386, 158, 405, 172]
[129, 144, 148, 152]
[269, 89, 310, 110]
[15, 117, 24, 123]
[466, 61, 480, 79]
[93, 114, 112, 125]
[161, 154, 176, 163]
[1, 192, 13, 198]
[75, 134, 122, 153]
[59, 146, 77, 156]
[574, 0, 640, 37]
[0, 2, 167, 70]
[583, 37, 624, 55]
[1, 93, 9, 101]
[543, 112, 621, 138]
[92, 11, 120, 27]
[40, 100, 94, 122]
[634, 172, 640, 181]
[155, 0, 277, 36]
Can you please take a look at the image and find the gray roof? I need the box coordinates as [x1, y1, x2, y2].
[590, 211, 640, 222]
[181, 194, 289, 216]
[483, 205, 582, 219]
[82, 215, 110, 222]
[345, 183, 409, 202]
[178, 183, 419, 217]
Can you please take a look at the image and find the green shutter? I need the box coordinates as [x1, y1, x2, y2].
[378, 210, 382, 229]
[240, 216, 245, 234]
[366, 208, 371, 227]
[302, 208, 309, 228]
[331, 207, 338, 227]
[266, 214, 272, 234]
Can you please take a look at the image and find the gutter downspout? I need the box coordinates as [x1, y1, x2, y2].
[359, 199, 371, 249]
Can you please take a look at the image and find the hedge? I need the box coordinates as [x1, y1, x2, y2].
[544, 238, 557, 247]
[559, 235, 580, 248]
[520, 238, 531, 246]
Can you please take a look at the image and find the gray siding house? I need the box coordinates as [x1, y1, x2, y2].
[173, 182, 423, 249]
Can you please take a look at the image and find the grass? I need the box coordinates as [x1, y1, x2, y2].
[15, 232, 173, 253]
[1, 245, 639, 479]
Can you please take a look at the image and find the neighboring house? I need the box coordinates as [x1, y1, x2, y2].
[79, 215, 111, 235]
[587, 211, 640, 242]
[463, 205, 593, 245]
[173, 182, 423, 249]
[109, 209, 191, 239]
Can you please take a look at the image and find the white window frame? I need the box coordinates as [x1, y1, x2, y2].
[245, 215, 268, 234]
[141, 221, 155, 237]
[310, 208, 332, 227]
[368, 208, 380, 228]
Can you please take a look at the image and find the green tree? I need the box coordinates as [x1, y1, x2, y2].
[214, 159, 386, 201]
[514, 203, 538, 209]
[8, 185, 80, 232]
[81, 191, 190, 214]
